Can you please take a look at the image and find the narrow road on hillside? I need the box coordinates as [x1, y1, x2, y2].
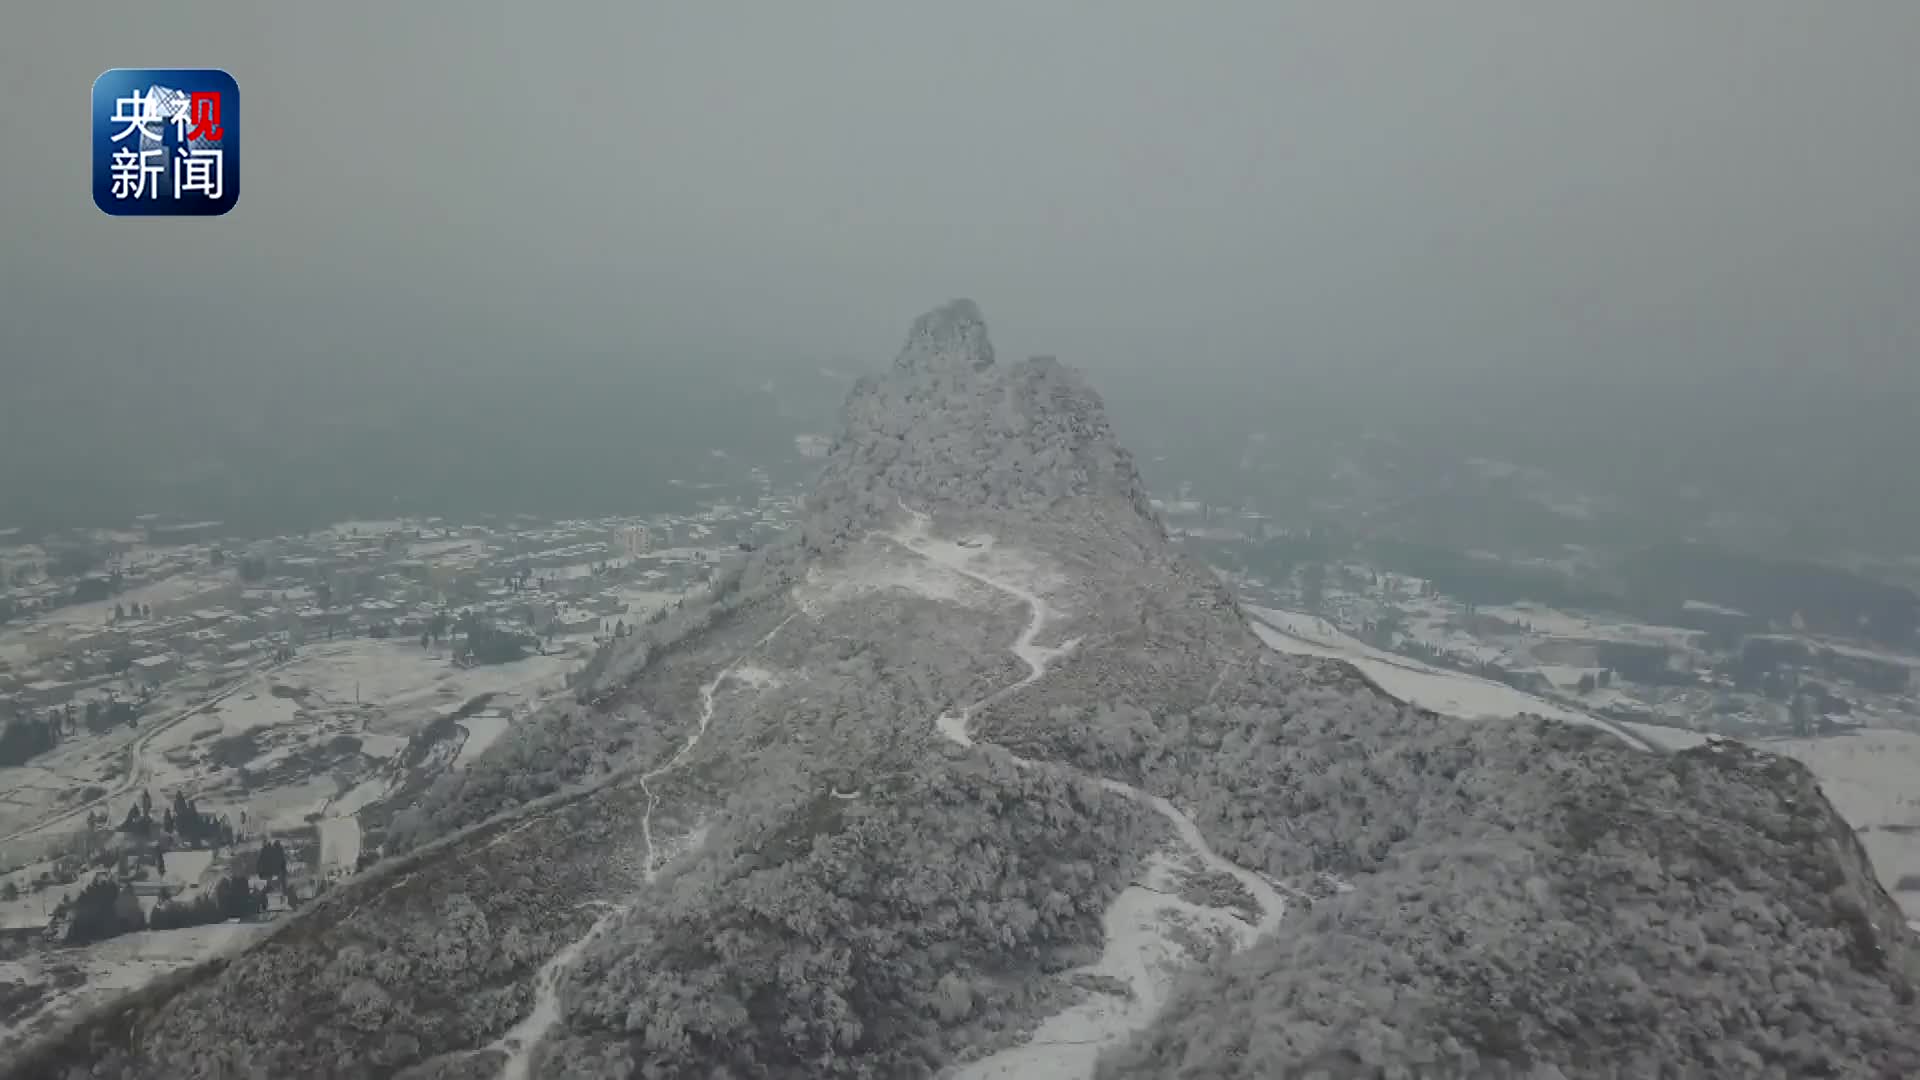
[885, 504, 1287, 932]
[637, 612, 799, 878]
[491, 612, 797, 1080]
[882, 506, 1288, 1075]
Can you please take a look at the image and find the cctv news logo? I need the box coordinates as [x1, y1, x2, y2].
[92, 68, 240, 216]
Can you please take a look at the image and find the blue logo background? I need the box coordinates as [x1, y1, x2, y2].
[92, 68, 241, 217]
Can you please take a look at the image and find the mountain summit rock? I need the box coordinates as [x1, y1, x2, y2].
[814, 301, 1156, 540]
[891, 298, 995, 376]
[12, 304, 1919, 1080]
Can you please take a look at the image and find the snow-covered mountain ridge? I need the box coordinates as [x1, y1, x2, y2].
[10, 302, 1919, 1079]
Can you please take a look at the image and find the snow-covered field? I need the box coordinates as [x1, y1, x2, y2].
[0, 766, 73, 829]
[0, 630, 602, 1055]
[317, 815, 362, 874]
[277, 640, 577, 720]
[207, 641, 577, 809]
[1619, 722, 1713, 752]
[1477, 602, 1706, 650]
[454, 715, 511, 769]
[1, 636, 585, 889]
[608, 586, 684, 616]
[161, 849, 215, 892]
[247, 776, 343, 833]
[205, 693, 302, 738]
[326, 773, 393, 820]
[1759, 730, 1920, 922]
[1244, 606, 1649, 750]
[0, 572, 228, 641]
[0, 921, 267, 1051]
[1248, 606, 1426, 668]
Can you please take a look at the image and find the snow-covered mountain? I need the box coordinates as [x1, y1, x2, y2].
[12, 302, 1920, 1079]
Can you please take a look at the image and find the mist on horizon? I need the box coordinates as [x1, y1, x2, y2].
[3, 2, 1916, 552]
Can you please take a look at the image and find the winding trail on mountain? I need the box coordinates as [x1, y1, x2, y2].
[888, 506, 1283, 927]
[637, 612, 799, 877]
[884, 505, 1287, 1071]
[491, 613, 796, 1080]
[489, 901, 629, 1080]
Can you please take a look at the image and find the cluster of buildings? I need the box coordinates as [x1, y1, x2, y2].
[0, 494, 807, 731]
[1156, 500, 1920, 741]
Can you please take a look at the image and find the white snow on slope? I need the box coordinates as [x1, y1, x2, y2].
[726, 664, 784, 690]
[455, 714, 511, 769]
[488, 823, 710, 1080]
[0, 922, 266, 1053]
[794, 557, 973, 615]
[1245, 605, 1649, 750]
[328, 773, 393, 820]
[886, 507, 1286, 1077]
[162, 849, 214, 890]
[951, 853, 1253, 1080]
[1619, 722, 1712, 752]
[490, 901, 630, 1080]
[317, 815, 362, 875]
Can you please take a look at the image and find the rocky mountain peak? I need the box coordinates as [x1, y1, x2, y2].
[808, 302, 1159, 539]
[890, 298, 994, 376]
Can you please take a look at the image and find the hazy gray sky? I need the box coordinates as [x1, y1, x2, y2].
[4, 2, 1918, 386]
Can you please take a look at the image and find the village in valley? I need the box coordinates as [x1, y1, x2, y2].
[0, 489, 805, 1046]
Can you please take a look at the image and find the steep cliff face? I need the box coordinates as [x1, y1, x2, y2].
[10, 303, 1919, 1080]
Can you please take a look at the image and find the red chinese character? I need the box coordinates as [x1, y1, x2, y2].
[187, 92, 224, 142]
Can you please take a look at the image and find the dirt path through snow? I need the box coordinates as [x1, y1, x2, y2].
[492, 613, 795, 1080]
[884, 506, 1287, 1076]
